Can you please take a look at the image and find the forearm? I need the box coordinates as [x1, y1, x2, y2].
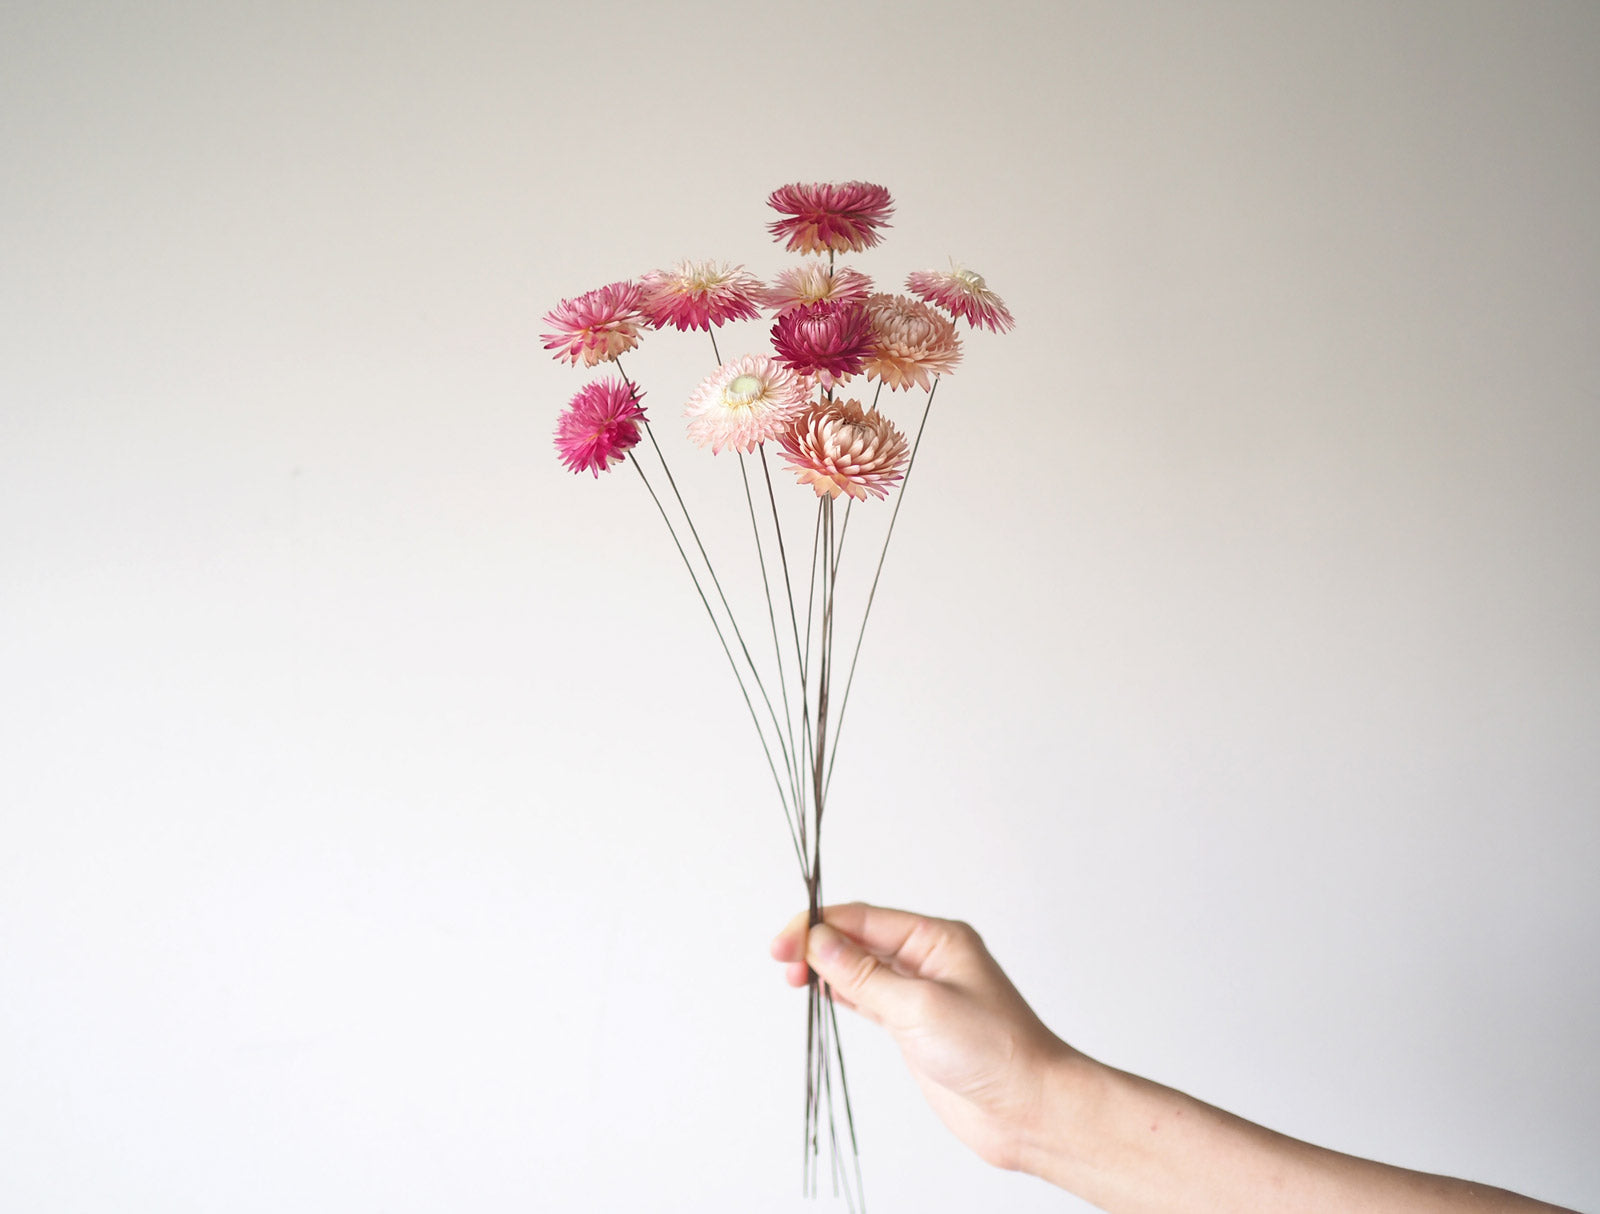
[1021, 1048, 1576, 1214]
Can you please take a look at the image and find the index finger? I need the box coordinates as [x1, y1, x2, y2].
[770, 902, 951, 975]
[819, 902, 926, 959]
[823, 902, 983, 981]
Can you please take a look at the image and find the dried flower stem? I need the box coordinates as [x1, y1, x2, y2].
[740, 452, 805, 814]
[617, 361, 800, 801]
[628, 454, 807, 878]
[832, 499, 852, 582]
[830, 994, 866, 1205]
[824, 376, 941, 796]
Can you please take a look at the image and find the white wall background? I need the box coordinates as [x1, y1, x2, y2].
[3, 2, 1596, 1211]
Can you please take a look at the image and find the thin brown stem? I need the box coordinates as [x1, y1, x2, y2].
[740, 453, 804, 813]
[613, 363, 797, 806]
[830, 994, 867, 1209]
[628, 455, 807, 878]
[760, 446, 806, 679]
[814, 496, 835, 835]
[832, 498, 853, 582]
[824, 376, 940, 796]
[803, 977, 817, 1195]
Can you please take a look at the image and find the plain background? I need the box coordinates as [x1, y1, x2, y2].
[3, 2, 1597, 1211]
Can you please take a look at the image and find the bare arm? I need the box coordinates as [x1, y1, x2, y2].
[770, 903, 1579, 1214]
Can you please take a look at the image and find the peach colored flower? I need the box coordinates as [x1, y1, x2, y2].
[755, 264, 875, 315]
[541, 281, 646, 366]
[554, 378, 647, 476]
[861, 293, 962, 391]
[639, 260, 763, 332]
[905, 262, 1014, 333]
[779, 398, 909, 502]
[684, 355, 812, 455]
[767, 181, 894, 255]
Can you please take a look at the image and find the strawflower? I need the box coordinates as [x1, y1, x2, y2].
[684, 355, 812, 454]
[639, 260, 763, 331]
[554, 378, 647, 476]
[767, 181, 894, 255]
[862, 293, 962, 391]
[779, 398, 909, 502]
[905, 262, 1014, 333]
[756, 263, 875, 315]
[770, 300, 875, 388]
[541, 281, 646, 366]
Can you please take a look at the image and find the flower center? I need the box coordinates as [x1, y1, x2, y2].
[725, 374, 764, 407]
[800, 272, 833, 303]
[955, 267, 987, 290]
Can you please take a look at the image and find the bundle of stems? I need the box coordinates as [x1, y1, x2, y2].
[619, 348, 940, 1211]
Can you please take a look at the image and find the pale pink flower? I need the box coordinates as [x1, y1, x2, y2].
[861, 293, 962, 391]
[639, 260, 763, 332]
[684, 355, 812, 455]
[779, 398, 909, 502]
[541, 281, 646, 366]
[767, 181, 894, 255]
[905, 263, 1014, 333]
[554, 378, 647, 476]
[770, 301, 875, 388]
[755, 264, 875, 315]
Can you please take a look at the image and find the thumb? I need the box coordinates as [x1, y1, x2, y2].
[808, 923, 922, 1028]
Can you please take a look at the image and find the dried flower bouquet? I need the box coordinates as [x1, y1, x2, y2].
[546, 181, 1010, 1208]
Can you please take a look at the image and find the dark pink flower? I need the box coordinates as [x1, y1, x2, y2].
[639, 260, 763, 331]
[770, 301, 875, 388]
[767, 181, 894, 256]
[554, 378, 647, 476]
[541, 281, 646, 366]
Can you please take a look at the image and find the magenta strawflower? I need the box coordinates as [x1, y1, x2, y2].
[770, 300, 875, 388]
[684, 355, 812, 454]
[554, 378, 647, 477]
[779, 398, 909, 501]
[756, 263, 875, 315]
[904, 262, 1014, 333]
[541, 281, 646, 366]
[639, 260, 763, 331]
[862, 293, 962, 391]
[767, 181, 894, 255]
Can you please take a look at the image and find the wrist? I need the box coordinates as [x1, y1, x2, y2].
[1014, 1041, 1109, 1188]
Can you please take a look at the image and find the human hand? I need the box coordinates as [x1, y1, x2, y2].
[774, 905, 1581, 1213]
[769, 902, 1074, 1172]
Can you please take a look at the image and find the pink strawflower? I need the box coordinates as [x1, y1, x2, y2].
[770, 300, 875, 388]
[861, 293, 962, 391]
[639, 260, 763, 332]
[905, 262, 1014, 333]
[779, 398, 909, 502]
[767, 181, 894, 255]
[541, 281, 646, 366]
[684, 355, 812, 455]
[554, 378, 647, 477]
[755, 263, 875, 315]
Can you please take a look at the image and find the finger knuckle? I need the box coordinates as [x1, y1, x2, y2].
[950, 919, 983, 947]
[847, 951, 880, 993]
